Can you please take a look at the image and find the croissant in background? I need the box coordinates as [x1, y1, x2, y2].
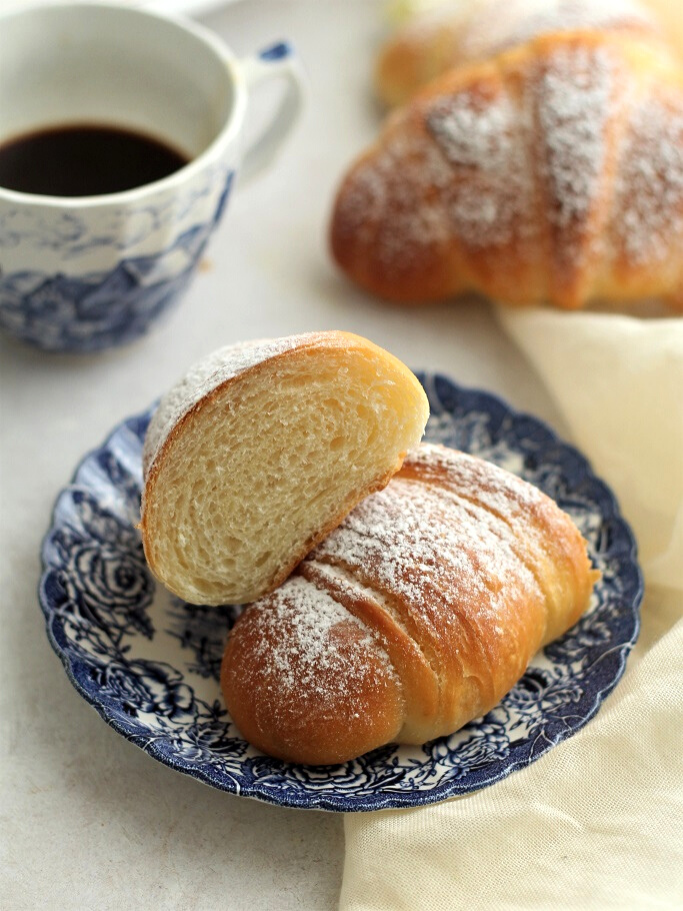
[375, 0, 664, 107]
[331, 29, 683, 310]
[221, 444, 599, 765]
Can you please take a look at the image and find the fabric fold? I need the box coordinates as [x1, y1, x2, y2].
[340, 308, 683, 911]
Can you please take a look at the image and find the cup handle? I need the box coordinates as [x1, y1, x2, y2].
[238, 41, 305, 183]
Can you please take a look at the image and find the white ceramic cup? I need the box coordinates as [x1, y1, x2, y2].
[0, 1, 305, 352]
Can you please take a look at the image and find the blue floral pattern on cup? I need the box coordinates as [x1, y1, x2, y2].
[39, 374, 643, 811]
[0, 173, 233, 352]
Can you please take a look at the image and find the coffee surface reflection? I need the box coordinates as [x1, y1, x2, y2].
[0, 123, 189, 196]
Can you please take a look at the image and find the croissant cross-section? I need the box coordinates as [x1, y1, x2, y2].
[140, 332, 429, 606]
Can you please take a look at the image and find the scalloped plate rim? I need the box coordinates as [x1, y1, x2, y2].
[37, 373, 644, 812]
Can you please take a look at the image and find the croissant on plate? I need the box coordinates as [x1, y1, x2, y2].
[375, 0, 664, 107]
[221, 444, 599, 765]
[330, 30, 683, 310]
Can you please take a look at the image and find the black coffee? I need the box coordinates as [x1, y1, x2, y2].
[0, 123, 189, 196]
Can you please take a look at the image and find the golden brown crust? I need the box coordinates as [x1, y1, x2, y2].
[300, 560, 441, 744]
[221, 444, 599, 765]
[331, 31, 683, 311]
[374, 0, 665, 108]
[221, 577, 405, 765]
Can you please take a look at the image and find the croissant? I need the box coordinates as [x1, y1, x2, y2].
[331, 30, 683, 311]
[221, 443, 599, 765]
[375, 0, 664, 107]
[140, 332, 428, 605]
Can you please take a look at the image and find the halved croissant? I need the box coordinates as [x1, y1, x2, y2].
[140, 332, 428, 605]
[375, 0, 664, 107]
[331, 30, 683, 310]
[221, 443, 599, 765]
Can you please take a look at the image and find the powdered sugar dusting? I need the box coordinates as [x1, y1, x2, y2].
[405, 444, 545, 519]
[341, 29, 644, 291]
[614, 96, 683, 266]
[304, 559, 399, 617]
[312, 471, 541, 637]
[459, 0, 657, 63]
[426, 87, 535, 250]
[534, 41, 614, 272]
[335, 122, 454, 269]
[142, 333, 319, 477]
[248, 576, 395, 701]
[428, 93, 511, 167]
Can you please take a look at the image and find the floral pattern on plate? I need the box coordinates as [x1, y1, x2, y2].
[39, 374, 642, 811]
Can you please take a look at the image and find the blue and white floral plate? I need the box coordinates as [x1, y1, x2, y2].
[39, 374, 642, 812]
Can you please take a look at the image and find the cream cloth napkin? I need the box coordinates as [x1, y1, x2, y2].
[340, 310, 683, 910]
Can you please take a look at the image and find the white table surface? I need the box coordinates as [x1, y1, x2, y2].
[0, 2, 569, 908]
